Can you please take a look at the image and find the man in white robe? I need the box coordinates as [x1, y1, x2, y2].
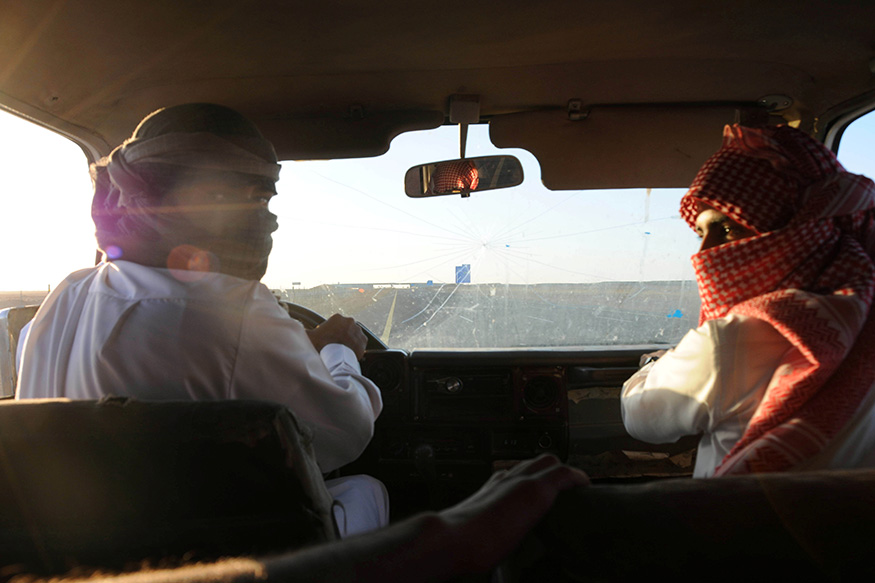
[17, 103, 387, 535]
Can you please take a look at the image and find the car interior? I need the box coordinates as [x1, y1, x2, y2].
[2, 1, 875, 580]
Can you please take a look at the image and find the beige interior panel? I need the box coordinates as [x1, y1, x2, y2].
[490, 105, 769, 190]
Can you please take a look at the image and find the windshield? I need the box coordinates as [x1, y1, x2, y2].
[0, 114, 702, 349]
[267, 125, 700, 349]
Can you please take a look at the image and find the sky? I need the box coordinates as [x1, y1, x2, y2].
[264, 127, 696, 289]
[1, 110, 874, 291]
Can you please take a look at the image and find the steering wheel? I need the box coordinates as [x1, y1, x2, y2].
[278, 300, 387, 351]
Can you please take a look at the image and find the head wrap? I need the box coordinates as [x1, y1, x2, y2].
[431, 159, 480, 193]
[680, 124, 875, 475]
[91, 103, 281, 280]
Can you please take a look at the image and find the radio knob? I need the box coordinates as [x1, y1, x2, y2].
[444, 377, 463, 393]
[537, 433, 553, 449]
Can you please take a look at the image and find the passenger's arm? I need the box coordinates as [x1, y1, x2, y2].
[621, 314, 790, 444]
[620, 327, 714, 444]
[263, 455, 589, 582]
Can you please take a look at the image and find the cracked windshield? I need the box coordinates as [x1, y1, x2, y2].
[3, 115, 705, 348]
[268, 125, 701, 348]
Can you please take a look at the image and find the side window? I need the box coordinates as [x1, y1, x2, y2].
[836, 109, 875, 178]
[0, 111, 94, 397]
[0, 111, 94, 308]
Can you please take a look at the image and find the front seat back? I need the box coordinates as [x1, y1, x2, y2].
[0, 398, 337, 576]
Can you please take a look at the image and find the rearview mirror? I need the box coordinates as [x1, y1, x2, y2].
[404, 155, 524, 198]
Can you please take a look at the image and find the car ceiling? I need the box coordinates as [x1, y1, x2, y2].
[1, 0, 874, 188]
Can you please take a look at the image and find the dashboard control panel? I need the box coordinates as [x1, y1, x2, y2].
[359, 349, 569, 471]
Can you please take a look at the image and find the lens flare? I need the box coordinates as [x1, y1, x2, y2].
[167, 245, 219, 281]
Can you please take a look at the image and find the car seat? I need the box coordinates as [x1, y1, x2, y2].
[0, 397, 337, 577]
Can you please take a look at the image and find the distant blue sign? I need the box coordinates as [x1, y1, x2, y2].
[667, 309, 683, 319]
[455, 264, 471, 284]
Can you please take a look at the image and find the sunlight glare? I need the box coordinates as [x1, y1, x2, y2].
[0, 110, 95, 292]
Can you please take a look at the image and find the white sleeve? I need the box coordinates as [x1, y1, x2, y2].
[230, 292, 383, 473]
[15, 319, 32, 372]
[621, 314, 791, 445]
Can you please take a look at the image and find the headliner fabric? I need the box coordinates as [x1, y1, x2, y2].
[679, 124, 875, 475]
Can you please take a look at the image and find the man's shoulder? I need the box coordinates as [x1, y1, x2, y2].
[99, 261, 270, 303]
[702, 313, 787, 345]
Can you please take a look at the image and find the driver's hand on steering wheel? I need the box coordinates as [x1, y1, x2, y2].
[306, 313, 368, 359]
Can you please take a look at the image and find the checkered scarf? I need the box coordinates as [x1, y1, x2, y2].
[432, 159, 479, 193]
[680, 124, 875, 475]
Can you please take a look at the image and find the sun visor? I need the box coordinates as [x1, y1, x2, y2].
[262, 110, 444, 161]
[489, 105, 769, 190]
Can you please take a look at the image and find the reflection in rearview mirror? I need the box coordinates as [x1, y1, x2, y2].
[405, 155, 524, 198]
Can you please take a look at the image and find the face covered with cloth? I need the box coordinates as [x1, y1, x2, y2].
[680, 124, 875, 475]
[90, 103, 281, 281]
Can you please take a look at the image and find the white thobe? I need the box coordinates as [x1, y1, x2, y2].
[621, 314, 875, 477]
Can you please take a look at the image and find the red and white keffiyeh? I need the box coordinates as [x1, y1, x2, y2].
[431, 159, 480, 193]
[680, 124, 875, 475]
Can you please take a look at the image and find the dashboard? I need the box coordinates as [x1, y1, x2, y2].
[349, 347, 697, 517]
